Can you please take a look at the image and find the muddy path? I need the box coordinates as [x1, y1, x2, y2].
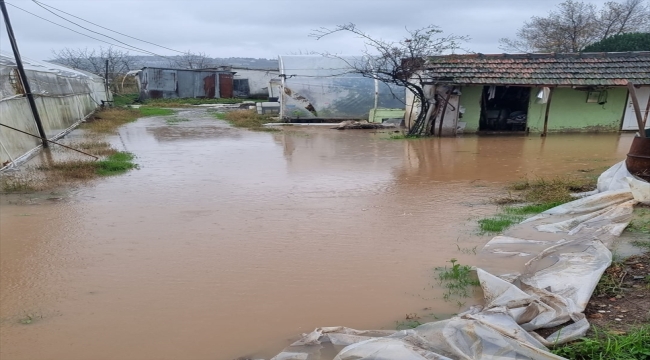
[0, 108, 635, 359]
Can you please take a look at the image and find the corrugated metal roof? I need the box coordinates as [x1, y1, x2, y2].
[424, 52, 650, 86]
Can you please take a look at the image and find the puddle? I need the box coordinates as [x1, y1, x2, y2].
[0, 109, 635, 359]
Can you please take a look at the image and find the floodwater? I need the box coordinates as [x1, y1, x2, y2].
[0, 109, 634, 360]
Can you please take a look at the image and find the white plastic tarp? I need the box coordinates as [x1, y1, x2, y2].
[271, 161, 649, 360]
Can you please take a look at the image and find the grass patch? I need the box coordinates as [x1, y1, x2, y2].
[72, 140, 117, 156]
[137, 107, 175, 117]
[478, 215, 522, 233]
[81, 108, 142, 133]
[41, 152, 136, 178]
[503, 201, 565, 216]
[594, 260, 627, 297]
[395, 320, 422, 330]
[213, 112, 227, 120]
[95, 152, 136, 176]
[551, 325, 650, 360]
[112, 93, 139, 107]
[18, 313, 42, 325]
[508, 176, 596, 204]
[388, 134, 422, 140]
[82, 107, 175, 133]
[143, 97, 256, 107]
[631, 240, 650, 249]
[216, 110, 279, 132]
[0, 171, 43, 192]
[165, 117, 190, 125]
[480, 176, 597, 233]
[435, 259, 480, 301]
[626, 210, 650, 234]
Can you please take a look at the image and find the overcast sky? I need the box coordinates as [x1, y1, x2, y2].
[1, 0, 616, 61]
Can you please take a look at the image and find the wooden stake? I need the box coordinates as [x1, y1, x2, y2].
[626, 82, 646, 137]
[541, 87, 554, 137]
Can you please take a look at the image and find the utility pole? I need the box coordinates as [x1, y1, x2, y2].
[104, 59, 110, 105]
[0, 0, 48, 147]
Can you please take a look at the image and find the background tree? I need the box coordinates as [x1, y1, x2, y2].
[51, 46, 135, 93]
[582, 32, 650, 51]
[500, 0, 650, 52]
[169, 51, 217, 69]
[310, 23, 467, 136]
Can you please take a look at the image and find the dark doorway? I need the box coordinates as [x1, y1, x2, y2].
[480, 86, 530, 131]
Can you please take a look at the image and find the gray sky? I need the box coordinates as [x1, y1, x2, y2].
[1, 0, 615, 61]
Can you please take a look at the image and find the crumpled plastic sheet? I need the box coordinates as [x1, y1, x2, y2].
[271, 162, 649, 360]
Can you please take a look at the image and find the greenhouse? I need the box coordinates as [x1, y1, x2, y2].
[278, 55, 405, 120]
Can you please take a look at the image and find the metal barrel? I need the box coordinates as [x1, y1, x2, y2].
[626, 136, 650, 182]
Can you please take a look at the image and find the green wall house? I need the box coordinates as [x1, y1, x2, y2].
[414, 52, 650, 135]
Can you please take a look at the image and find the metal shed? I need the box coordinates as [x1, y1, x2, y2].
[139, 67, 235, 100]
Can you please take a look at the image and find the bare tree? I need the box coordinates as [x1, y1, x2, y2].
[500, 0, 650, 52]
[51, 46, 135, 92]
[310, 23, 467, 136]
[169, 51, 216, 69]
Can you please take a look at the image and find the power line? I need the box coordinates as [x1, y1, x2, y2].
[32, 0, 185, 54]
[5, 2, 168, 58]
[28, 0, 173, 60]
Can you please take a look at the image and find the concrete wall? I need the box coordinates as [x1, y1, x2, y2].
[0, 56, 108, 166]
[232, 68, 279, 97]
[527, 87, 627, 133]
[455, 85, 627, 133]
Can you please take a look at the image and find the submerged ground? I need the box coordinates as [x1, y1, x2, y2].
[0, 108, 641, 359]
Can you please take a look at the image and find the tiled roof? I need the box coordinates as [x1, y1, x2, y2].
[424, 52, 650, 86]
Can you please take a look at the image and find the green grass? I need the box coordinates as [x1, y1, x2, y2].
[143, 97, 259, 107]
[503, 201, 565, 215]
[478, 201, 565, 233]
[395, 320, 422, 330]
[387, 134, 422, 140]
[551, 325, 650, 360]
[112, 93, 139, 107]
[626, 212, 650, 235]
[137, 107, 175, 117]
[95, 152, 136, 176]
[214, 109, 279, 132]
[508, 177, 596, 204]
[165, 117, 190, 125]
[478, 215, 522, 233]
[631, 240, 650, 250]
[435, 259, 480, 301]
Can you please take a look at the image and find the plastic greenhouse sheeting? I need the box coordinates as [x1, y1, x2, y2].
[270, 161, 649, 360]
[279, 56, 405, 120]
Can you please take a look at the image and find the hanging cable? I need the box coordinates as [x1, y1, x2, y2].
[29, 0, 175, 59]
[5, 2, 172, 60]
[32, 0, 186, 54]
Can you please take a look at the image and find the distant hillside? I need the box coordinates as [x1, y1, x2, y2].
[130, 56, 278, 70]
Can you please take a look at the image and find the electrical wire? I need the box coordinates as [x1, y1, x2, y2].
[28, 1, 174, 60]
[32, 0, 186, 54]
[5, 2, 172, 60]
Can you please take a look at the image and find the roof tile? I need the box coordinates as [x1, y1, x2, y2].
[424, 52, 650, 86]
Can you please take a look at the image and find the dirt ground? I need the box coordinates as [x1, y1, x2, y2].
[585, 252, 650, 333]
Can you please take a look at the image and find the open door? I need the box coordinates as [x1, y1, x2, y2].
[480, 86, 530, 131]
[622, 86, 650, 131]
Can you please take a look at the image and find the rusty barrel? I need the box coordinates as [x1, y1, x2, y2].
[626, 136, 650, 182]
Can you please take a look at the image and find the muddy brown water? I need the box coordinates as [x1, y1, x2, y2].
[0, 109, 634, 360]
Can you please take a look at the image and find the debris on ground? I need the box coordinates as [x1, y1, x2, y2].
[332, 120, 394, 130]
[586, 252, 650, 332]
